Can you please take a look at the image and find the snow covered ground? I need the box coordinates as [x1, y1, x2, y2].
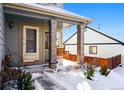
[32, 73, 66, 90]
[43, 60, 124, 90]
[4, 59, 124, 90]
[44, 67, 124, 90]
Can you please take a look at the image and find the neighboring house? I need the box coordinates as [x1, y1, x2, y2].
[0, 3, 91, 71]
[64, 26, 124, 64]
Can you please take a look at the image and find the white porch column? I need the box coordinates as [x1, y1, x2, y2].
[77, 24, 85, 65]
[58, 23, 63, 48]
[49, 19, 57, 69]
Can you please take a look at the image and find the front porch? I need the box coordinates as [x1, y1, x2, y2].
[0, 3, 92, 89]
[3, 3, 91, 69]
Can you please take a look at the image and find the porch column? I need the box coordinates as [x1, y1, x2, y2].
[77, 24, 85, 65]
[49, 19, 57, 69]
[58, 23, 63, 48]
[0, 3, 4, 88]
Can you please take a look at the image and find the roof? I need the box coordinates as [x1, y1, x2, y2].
[3, 3, 92, 24]
[64, 26, 124, 45]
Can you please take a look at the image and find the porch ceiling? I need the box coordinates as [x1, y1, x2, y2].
[3, 3, 92, 25]
[63, 23, 74, 28]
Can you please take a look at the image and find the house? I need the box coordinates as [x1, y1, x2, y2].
[0, 3, 92, 72]
[64, 26, 124, 66]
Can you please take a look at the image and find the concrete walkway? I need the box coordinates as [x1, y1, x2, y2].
[24, 59, 79, 90]
[32, 73, 66, 90]
[36, 74, 65, 90]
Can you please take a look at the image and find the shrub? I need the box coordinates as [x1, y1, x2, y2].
[17, 71, 34, 90]
[100, 65, 110, 76]
[84, 65, 95, 80]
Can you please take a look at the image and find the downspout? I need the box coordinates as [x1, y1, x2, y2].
[48, 20, 51, 68]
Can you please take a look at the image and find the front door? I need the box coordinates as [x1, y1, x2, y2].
[23, 25, 39, 62]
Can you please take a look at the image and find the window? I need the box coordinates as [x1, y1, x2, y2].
[89, 46, 97, 54]
[26, 28, 37, 53]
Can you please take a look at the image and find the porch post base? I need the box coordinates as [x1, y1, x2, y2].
[49, 60, 57, 70]
[51, 64, 57, 70]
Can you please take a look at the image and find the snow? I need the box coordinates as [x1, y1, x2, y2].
[34, 79, 44, 90]
[45, 69, 91, 90]
[4, 60, 124, 90]
[88, 71, 124, 90]
[113, 65, 124, 77]
[44, 60, 124, 90]
[23, 3, 91, 21]
[32, 73, 45, 90]
[3, 80, 17, 90]
[57, 59, 78, 67]
[56, 59, 79, 70]
[32, 72, 65, 90]
[32, 73, 43, 79]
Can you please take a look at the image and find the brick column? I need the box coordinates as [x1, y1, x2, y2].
[48, 20, 57, 69]
[77, 24, 85, 65]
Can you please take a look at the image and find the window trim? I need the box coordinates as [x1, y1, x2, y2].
[23, 25, 39, 61]
[89, 46, 97, 54]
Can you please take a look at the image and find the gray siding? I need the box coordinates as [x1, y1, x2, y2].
[5, 16, 19, 66]
[0, 4, 4, 71]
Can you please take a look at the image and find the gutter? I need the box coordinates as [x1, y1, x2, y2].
[3, 3, 92, 24]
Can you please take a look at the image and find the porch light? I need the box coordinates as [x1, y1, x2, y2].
[9, 21, 14, 29]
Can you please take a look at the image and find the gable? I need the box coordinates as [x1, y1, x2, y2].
[64, 27, 124, 45]
[84, 28, 118, 44]
[64, 32, 77, 44]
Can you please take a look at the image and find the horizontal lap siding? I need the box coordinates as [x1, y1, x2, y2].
[5, 18, 19, 66]
[64, 45, 77, 55]
[0, 4, 4, 71]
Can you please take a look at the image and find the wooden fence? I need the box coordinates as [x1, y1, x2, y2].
[84, 55, 121, 69]
[57, 48, 121, 69]
[108, 55, 121, 69]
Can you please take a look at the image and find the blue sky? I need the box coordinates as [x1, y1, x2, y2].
[63, 3, 124, 42]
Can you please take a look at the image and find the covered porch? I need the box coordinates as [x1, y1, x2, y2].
[1, 3, 91, 69]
